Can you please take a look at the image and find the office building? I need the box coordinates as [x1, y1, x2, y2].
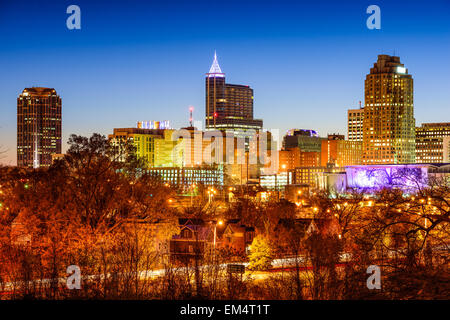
[108, 127, 183, 167]
[17, 87, 62, 168]
[362, 55, 415, 164]
[282, 129, 324, 152]
[205, 52, 263, 134]
[348, 107, 364, 142]
[279, 148, 320, 172]
[321, 134, 362, 167]
[416, 123, 450, 163]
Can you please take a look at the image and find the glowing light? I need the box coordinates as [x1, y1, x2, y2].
[345, 165, 428, 192]
[396, 66, 406, 74]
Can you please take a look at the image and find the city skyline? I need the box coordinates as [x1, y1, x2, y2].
[1, 0, 450, 165]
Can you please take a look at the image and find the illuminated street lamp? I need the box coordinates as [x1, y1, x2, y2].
[208, 187, 216, 203]
[213, 219, 224, 260]
[190, 183, 196, 205]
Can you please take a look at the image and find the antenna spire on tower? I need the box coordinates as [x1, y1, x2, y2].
[208, 51, 224, 75]
[189, 106, 194, 127]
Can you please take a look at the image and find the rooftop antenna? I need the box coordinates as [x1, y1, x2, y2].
[189, 106, 194, 127]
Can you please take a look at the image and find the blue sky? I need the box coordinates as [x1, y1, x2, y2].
[1, 0, 449, 165]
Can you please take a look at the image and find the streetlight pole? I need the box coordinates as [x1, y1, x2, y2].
[212, 219, 223, 261]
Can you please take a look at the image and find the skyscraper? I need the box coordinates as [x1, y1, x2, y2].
[362, 55, 415, 164]
[17, 87, 62, 168]
[205, 52, 263, 134]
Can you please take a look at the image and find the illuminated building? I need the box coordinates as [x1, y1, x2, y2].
[293, 166, 328, 188]
[362, 55, 415, 164]
[322, 164, 450, 195]
[347, 107, 364, 142]
[260, 172, 293, 191]
[205, 52, 263, 134]
[108, 128, 183, 167]
[416, 123, 450, 163]
[279, 148, 320, 172]
[51, 153, 65, 163]
[147, 166, 224, 187]
[321, 134, 362, 167]
[279, 129, 324, 172]
[17, 87, 62, 168]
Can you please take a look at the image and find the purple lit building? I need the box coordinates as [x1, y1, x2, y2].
[324, 163, 450, 194]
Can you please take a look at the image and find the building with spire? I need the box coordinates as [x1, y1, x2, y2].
[17, 87, 62, 168]
[205, 52, 263, 134]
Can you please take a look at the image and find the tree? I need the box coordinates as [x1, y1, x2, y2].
[247, 235, 273, 271]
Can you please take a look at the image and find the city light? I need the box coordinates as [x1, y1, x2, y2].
[0, 2, 448, 305]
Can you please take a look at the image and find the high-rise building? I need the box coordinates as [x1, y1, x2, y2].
[362, 55, 415, 164]
[347, 107, 364, 142]
[416, 123, 450, 163]
[321, 134, 362, 167]
[205, 52, 263, 134]
[17, 87, 62, 168]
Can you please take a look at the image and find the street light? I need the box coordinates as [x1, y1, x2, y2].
[190, 183, 196, 205]
[213, 219, 224, 260]
[208, 187, 216, 203]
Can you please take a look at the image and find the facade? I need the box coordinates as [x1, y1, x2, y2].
[108, 128, 183, 167]
[170, 219, 214, 263]
[416, 123, 450, 163]
[348, 107, 364, 142]
[205, 52, 263, 134]
[220, 220, 255, 254]
[279, 148, 320, 171]
[147, 166, 224, 188]
[293, 165, 342, 189]
[280, 129, 324, 172]
[17, 87, 62, 168]
[322, 163, 450, 195]
[362, 55, 415, 164]
[283, 129, 324, 151]
[321, 134, 362, 167]
[259, 171, 293, 191]
[293, 166, 327, 188]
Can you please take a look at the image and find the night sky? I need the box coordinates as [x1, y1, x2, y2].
[1, 0, 449, 165]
